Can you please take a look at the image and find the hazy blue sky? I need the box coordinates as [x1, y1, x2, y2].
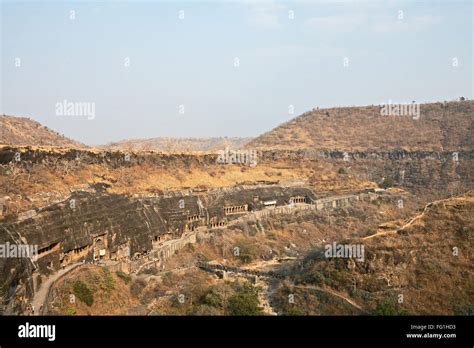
[1, 0, 472, 145]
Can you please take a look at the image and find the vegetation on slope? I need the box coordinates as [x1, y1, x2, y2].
[247, 100, 474, 151]
[273, 193, 474, 315]
[0, 115, 83, 147]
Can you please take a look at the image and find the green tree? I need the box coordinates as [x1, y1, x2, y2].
[73, 280, 94, 306]
[374, 297, 409, 316]
[226, 283, 263, 316]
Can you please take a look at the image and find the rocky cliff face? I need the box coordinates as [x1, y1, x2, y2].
[0, 185, 316, 313]
[0, 144, 472, 314]
[1, 147, 472, 196]
[259, 150, 473, 195]
[0, 146, 217, 168]
[0, 192, 165, 313]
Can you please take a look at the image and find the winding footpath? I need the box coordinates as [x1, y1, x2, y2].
[30, 262, 83, 315]
[198, 260, 369, 314]
[293, 284, 368, 314]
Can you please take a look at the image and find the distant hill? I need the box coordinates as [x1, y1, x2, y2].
[247, 100, 474, 151]
[0, 115, 83, 147]
[103, 137, 253, 152]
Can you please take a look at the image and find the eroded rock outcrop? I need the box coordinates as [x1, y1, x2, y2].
[0, 185, 317, 313]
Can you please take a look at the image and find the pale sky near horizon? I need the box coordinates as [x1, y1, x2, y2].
[1, 0, 472, 145]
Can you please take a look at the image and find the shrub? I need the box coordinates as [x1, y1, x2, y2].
[373, 297, 409, 316]
[73, 280, 94, 306]
[102, 268, 115, 293]
[116, 271, 132, 284]
[226, 283, 263, 316]
[370, 197, 382, 206]
[338, 167, 348, 174]
[65, 307, 76, 316]
[350, 289, 373, 302]
[302, 271, 324, 285]
[238, 254, 253, 264]
[453, 305, 474, 315]
[235, 243, 257, 264]
[199, 287, 222, 308]
[379, 178, 394, 189]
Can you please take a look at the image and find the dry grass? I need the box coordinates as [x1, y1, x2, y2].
[248, 100, 474, 151]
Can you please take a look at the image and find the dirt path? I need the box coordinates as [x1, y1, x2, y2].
[200, 259, 368, 315]
[362, 202, 430, 241]
[31, 262, 83, 315]
[256, 279, 278, 315]
[294, 284, 368, 314]
[362, 229, 398, 240]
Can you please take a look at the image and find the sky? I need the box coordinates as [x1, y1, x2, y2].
[1, 0, 472, 145]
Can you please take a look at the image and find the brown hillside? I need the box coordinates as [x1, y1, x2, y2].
[247, 100, 474, 151]
[103, 137, 252, 152]
[283, 192, 474, 315]
[0, 115, 83, 147]
[48, 265, 139, 315]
